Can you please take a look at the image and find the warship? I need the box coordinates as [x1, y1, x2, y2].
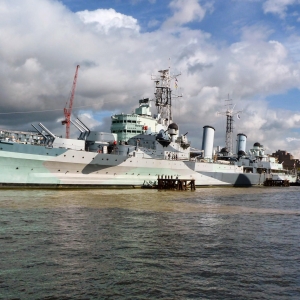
[0, 68, 296, 188]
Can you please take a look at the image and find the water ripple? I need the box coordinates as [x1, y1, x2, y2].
[0, 187, 299, 299]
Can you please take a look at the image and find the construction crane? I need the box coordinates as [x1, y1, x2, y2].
[62, 65, 80, 139]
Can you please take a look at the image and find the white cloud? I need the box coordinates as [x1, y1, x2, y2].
[148, 19, 160, 28]
[76, 8, 140, 33]
[77, 111, 102, 128]
[287, 137, 300, 142]
[263, 0, 300, 18]
[162, 0, 208, 28]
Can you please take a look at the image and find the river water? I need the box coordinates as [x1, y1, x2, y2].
[0, 187, 299, 299]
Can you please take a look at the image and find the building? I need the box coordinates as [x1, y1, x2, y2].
[271, 150, 300, 170]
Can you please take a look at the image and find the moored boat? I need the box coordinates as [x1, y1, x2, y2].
[0, 68, 296, 188]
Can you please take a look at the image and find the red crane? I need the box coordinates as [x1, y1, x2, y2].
[62, 65, 80, 139]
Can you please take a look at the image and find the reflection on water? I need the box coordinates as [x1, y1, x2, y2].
[0, 187, 300, 299]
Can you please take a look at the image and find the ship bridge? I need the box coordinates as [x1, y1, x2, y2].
[110, 98, 159, 143]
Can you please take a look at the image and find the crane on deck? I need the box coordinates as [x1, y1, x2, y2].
[62, 65, 80, 139]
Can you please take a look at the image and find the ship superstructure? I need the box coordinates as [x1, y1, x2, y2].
[110, 68, 181, 144]
[110, 98, 158, 143]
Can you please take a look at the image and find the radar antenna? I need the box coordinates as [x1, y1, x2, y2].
[217, 95, 242, 154]
[151, 68, 181, 127]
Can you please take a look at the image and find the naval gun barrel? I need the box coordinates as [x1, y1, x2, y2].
[31, 124, 47, 139]
[75, 118, 90, 133]
[38, 123, 56, 138]
[71, 120, 84, 133]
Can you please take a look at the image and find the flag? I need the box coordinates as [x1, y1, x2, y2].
[175, 78, 178, 89]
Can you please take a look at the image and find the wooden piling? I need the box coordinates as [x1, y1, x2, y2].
[157, 177, 196, 191]
[263, 179, 290, 187]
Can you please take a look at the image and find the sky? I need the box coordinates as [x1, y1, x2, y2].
[1, 0, 300, 156]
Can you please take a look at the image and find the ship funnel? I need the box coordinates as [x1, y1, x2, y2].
[38, 123, 56, 138]
[236, 133, 247, 156]
[201, 125, 215, 159]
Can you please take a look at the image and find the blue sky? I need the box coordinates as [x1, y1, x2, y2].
[1, 0, 300, 155]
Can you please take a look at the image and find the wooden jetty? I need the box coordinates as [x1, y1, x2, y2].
[157, 176, 196, 191]
[264, 178, 290, 187]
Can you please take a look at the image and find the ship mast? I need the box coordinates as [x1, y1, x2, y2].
[151, 68, 181, 127]
[217, 95, 242, 155]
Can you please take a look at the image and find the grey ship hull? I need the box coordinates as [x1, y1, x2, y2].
[0, 141, 293, 188]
